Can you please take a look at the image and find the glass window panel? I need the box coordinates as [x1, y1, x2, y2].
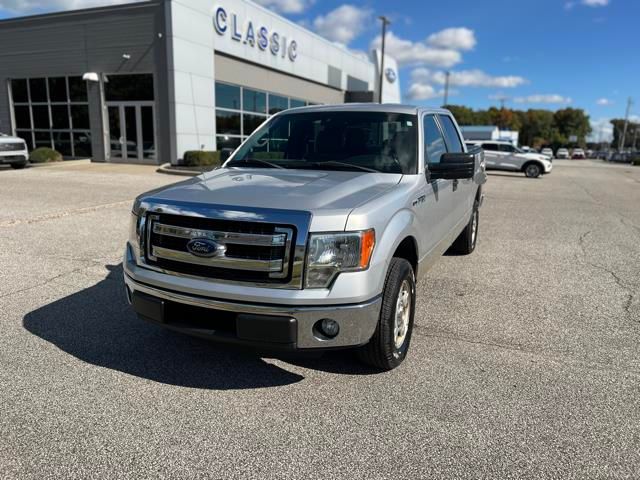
[11, 79, 29, 103]
[242, 88, 266, 113]
[438, 115, 463, 153]
[108, 107, 122, 158]
[216, 110, 240, 135]
[70, 105, 90, 129]
[215, 83, 241, 110]
[124, 106, 139, 158]
[217, 135, 242, 150]
[73, 132, 92, 157]
[104, 74, 154, 102]
[51, 105, 70, 129]
[34, 131, 52, 148]
[141, 106, 156, 160]
[243, 114, 266, 136]
[53, 131, 72, 156]
[14, 105, 31, 129]
[32, 105, 50, 129]
[16, 131, 33, 151]
[268, 94, 288, 114]
[48, 77, 68, 102]
[29, 78, 47, 102]
[290, 98, 305, 108]
[68, 76, 88, 102]
[423, 115, 447, 165]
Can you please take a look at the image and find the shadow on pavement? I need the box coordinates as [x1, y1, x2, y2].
[23, 264, 305, 390]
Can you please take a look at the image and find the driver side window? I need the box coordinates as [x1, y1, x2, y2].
[499, 143, 515, 153]
[423, 115, 447, 165]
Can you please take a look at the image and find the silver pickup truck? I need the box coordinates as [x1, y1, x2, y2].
[124, 104, 486, 370]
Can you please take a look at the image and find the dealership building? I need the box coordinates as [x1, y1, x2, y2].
[0, 0, 401, 165]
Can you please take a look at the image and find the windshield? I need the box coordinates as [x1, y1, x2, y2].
[229, 111, 418, 174]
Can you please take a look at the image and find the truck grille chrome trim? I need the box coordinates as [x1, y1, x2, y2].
[151, 245, 284, 272]
[135, 202, 310, 289]
[152, 223, 286, 247]
[0, 142, 25, 152]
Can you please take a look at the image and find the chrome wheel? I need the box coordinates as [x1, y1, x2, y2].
[394, 280, 412, 349]
[526, 164, 540, 177]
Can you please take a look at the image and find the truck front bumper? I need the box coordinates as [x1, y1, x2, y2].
[0, 152, 28, 164]
[124, 273, 382, 351]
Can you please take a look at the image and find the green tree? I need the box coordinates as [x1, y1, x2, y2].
[443, 105, 476, 125]
[552, 108, 591, 147]
[519, 109, 555, 147]
[610, 119, 640, 150]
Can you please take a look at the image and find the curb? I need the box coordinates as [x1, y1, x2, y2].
[28, 158, 91, 168]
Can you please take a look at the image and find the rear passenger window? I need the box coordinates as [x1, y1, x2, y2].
[423, 115, 447, 165]
[481, 143, 499, 151]
[438, 115, 463, 153]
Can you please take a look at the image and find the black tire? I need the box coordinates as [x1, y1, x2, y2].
[524, 162, 542, 178]
[448, 199, 479, 255]
[10, 162, 27, 170]
[357, 258, 416, 370]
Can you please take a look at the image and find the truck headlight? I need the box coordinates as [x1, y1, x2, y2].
[128, 210, 142, 261]
[305, 230, 375, 288]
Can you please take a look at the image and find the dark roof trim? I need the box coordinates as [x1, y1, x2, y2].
[0, 1, 162, 27]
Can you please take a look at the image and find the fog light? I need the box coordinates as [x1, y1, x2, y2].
[320, 318, 340, 338]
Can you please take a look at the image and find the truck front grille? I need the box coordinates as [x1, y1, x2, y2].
[144, 213, 295, 284]
[0, 142, 25, 152]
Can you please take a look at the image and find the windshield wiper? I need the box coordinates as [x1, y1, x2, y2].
[226, 158, 285, 169]
[310, 161, 379, 173]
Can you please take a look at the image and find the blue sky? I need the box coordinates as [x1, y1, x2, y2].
[0, 0, 636, 139]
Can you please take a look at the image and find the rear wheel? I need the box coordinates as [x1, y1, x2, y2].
[357, 258, 415, 371]
[448, 199, 479, 255]
[524, 162, 542, 178]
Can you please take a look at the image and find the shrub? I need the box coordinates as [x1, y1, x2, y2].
[632, 157, 640, 166]
[183, 150, 221, 168]
[29, 147, 63, 163]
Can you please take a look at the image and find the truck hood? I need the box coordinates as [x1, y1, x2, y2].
[0, 135, 24, 144]
[143, 168, 403, 228]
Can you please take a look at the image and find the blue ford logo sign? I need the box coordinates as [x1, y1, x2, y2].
[385, 68, 397, 83]
[186, 238, 226, 258]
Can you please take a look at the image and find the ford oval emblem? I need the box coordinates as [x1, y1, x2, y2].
[385, 68, 397, 83]
[186, 238, 226, 258]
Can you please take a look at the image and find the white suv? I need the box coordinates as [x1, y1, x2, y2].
[0, 134, 29, 169]
[467, 140, 552, 178]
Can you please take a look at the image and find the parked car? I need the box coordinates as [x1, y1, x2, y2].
[466, 140, 552, 178]
[571, 148, 586, 159]
[556, 148, 570, 159]
[124, 105, 487, 370]
[541, 148, 554, 159]
[0, 133, 28, 169]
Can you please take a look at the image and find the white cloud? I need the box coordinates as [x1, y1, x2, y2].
[427, 27, 476, 51]
[370, 31, 462, 68]
[253, 0, 314, 14]
[312, 5, 372, 45]
[566, 0, 609, 9]
[596, 98, 613, 106]
[514, 94, 573, 105]
[405, 83, 450, 102]
[0, 0, 141, 13]
[411, 67, 527, 88]
[588, 118, 613, 142]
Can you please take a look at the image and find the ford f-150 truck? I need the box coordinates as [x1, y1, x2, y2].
[125, 104, 486, 370]
[0, 133, 28, 169]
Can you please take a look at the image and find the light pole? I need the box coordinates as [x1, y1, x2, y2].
[619, 97, 633, 151]
[378, 16, 390, 104]
[443, 71, 450, 107]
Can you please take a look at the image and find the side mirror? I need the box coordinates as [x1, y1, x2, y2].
[220, 148, 234, 163]
[428, 152, 475, 181]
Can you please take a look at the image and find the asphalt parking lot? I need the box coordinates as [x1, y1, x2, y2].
[1, 160, 639, 479]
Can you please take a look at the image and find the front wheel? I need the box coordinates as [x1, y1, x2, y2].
[357, 258, 416, 371]
[10, 161, 27, 169]
[524, 163, 541, 178]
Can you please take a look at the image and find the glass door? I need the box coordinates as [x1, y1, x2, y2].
[107, 103, 156, 163]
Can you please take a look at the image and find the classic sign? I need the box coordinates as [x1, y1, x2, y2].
[214, 6, 298, 62]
